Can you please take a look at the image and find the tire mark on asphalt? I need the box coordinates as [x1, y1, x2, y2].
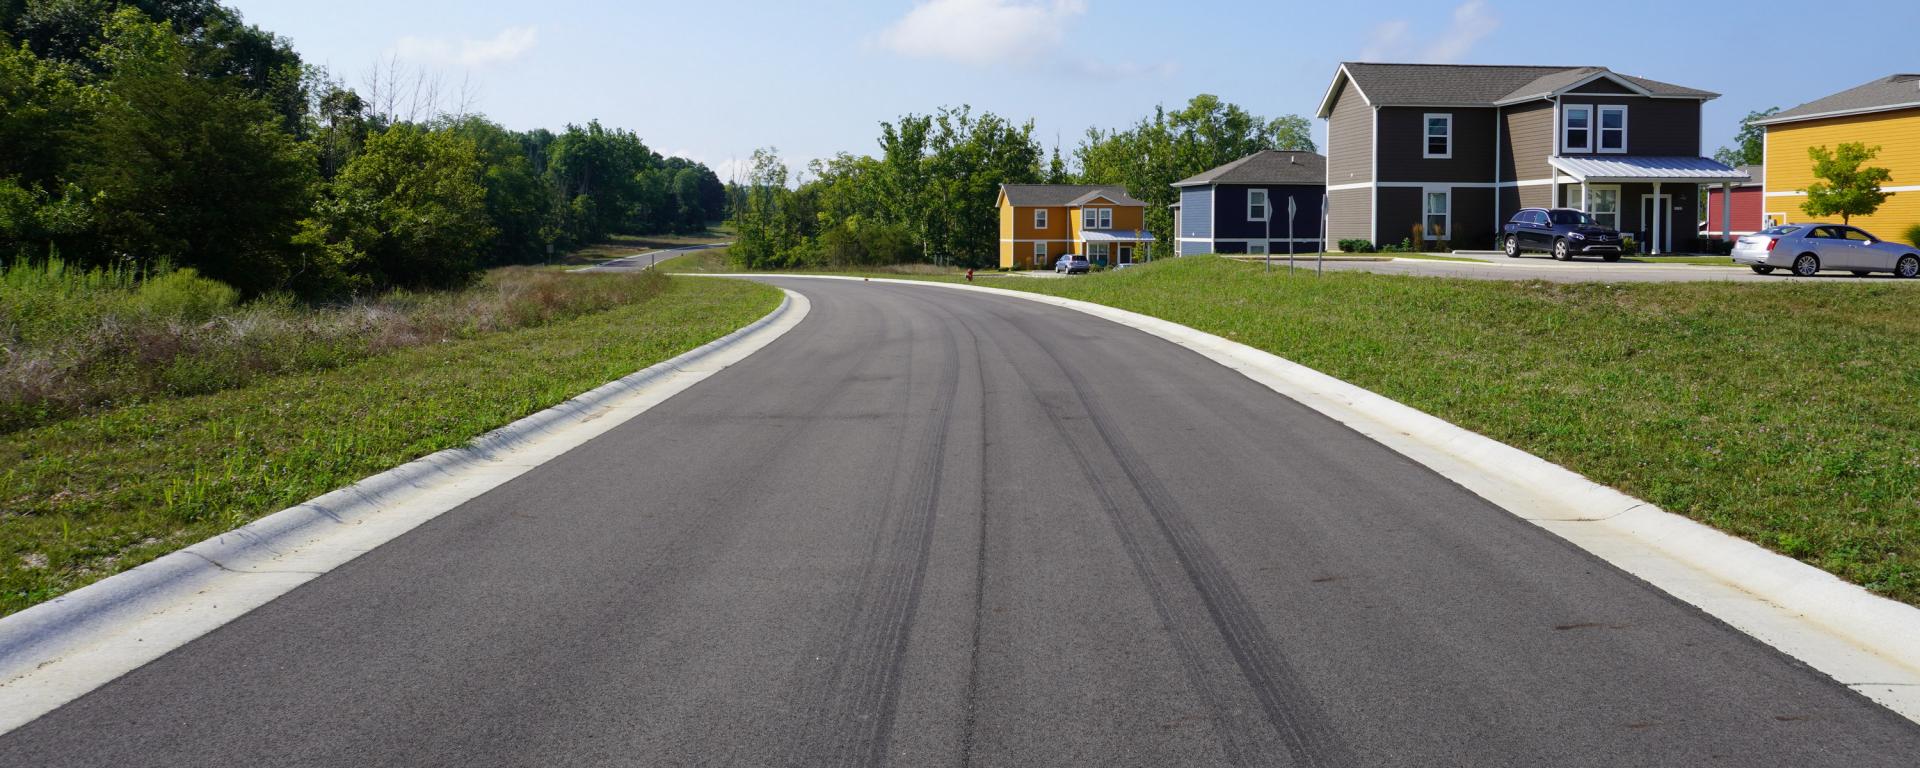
[788, 294, 965, 767]
[1014, 316, 1355, 768]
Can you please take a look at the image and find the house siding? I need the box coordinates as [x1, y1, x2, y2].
[1451, 187, 1497, 249]
[1327, 187, 1371, 247]
[1500, 100, 1555, 183]
[1705, 186, 1763, 237]
[1555, 96, 1701, 156]
[1212, 184, 1324, 241]
[1567, 78, 1636, 95]
[1376, 107, 1497, 183]
[1179, 187, 1213, 239]
[1327, 81, 1373, 185]
[1765, 107, 1920, 241]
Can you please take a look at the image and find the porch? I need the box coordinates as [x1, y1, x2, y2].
[1548, 156, 1751, 255]
[1078, 229, 1155, 267]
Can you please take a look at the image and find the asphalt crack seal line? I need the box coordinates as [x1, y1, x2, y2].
[717, 274, 1920, 726]
[0, 289, 811, 736]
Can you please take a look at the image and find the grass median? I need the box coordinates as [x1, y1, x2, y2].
[949, 256, 1920, 604]
[0, 272, 781, 615]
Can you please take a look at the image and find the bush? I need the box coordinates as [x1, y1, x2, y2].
[1903, 223, 1920, 248]
[1380, 238, 1417, 253]
[133, 268, 239, 323]
[1337, 239, 1377, 253]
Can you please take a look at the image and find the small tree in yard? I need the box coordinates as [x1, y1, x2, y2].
[1802, 143, 1893, 225]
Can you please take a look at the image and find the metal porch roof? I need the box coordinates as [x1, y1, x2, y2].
[1549, 156, 1751, 183]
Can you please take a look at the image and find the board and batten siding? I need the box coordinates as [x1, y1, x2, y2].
[1327, 80, 1373, 186]
[1179, 187, 1213, 239]
[1556, 96, 1701, 157]
[1765, 107, 1920, 239]
[1376, 107, 1497, 183]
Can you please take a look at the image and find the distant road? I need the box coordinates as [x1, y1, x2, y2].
[573, 242, 728, 272]
[4, 277, 1916, 766]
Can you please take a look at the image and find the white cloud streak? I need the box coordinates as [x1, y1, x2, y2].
[876, 0, 1087, 66]
[394, 26, 539, 68]
[1358, 1, 1499, 64]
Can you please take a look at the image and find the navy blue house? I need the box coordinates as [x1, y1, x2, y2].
[1173, 150, 1327, 255]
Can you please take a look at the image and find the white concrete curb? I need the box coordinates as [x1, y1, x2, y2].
[0, 289, 810, 735]
[731, 274, 1920, 723]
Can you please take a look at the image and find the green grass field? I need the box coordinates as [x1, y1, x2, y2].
[0, 274, 780, 615]
[910, 256, 1919, 604]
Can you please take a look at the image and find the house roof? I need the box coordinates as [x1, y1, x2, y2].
[1317, 63, 1718, 117]
[1172, 150, 1326, 187]
[1000, 184, 1143, 207]
[1549, 155, 1750, 184]
[1081, 229, 1155, 242]
[1756, 74, 1920, 125]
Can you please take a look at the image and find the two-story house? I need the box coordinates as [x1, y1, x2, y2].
[1172, 150, 1326, 255]
[1317, 63, 1748, 253]
[1756, 74, 1920, 241]
[997, 185, 1154, 269]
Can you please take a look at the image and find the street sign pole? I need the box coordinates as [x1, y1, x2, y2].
[1264, 189, 1272, 273]
[1318, 193, 1328, 276]
[1287, 196, 1298, 275]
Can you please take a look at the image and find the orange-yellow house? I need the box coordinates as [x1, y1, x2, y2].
[1758, 74, 1920, 242]
[996, 184, 1154, 269]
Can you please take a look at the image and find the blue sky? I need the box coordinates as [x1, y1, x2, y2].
[228, 0, 1920, 181]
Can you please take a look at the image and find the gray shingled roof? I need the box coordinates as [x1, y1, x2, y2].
[1758, 74, 1920, 125]
[1172, 150, 1326, 188]
[1322, 63, 1717, 115]
[1000, 184, 1143, 207]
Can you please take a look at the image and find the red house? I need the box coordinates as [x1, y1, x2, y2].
[1703, 165, 1763, 241]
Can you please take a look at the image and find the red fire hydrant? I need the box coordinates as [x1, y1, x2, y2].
[966, 268, 975, 282]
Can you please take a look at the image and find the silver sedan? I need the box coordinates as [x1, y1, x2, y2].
[1732, 224, 1920, 278]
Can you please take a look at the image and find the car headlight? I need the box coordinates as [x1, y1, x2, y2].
[1568, 232, 1586, 240]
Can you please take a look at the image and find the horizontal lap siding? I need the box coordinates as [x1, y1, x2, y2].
[1377, 187, 1424, 248]
[1180, 187, 1213, 240]
[1328, 187, 1371, 247]
[1214, 185, 1325, 240]
[1556, 97, 1701, 157]
[1765, 109, 1920, 242]
[1328, 81, 1373, 186]
[1502, 101, 1554, 183]
[1451, 188, 1497, 249]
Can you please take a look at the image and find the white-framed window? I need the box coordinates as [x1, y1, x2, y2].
[1248, 189, 1269, 221]
[1034, 209, 1048, 229]
[1088, 242, 1110, 261]
[1098, 208, 1112, 228]
[1423, 190, 1450, 240]
[1032, 241, 1047, 264]
[1562, 104, 1593, 153]
[1248, 242, 1268, 255]
[1424, 113, 1452, 159]
[1081, 207, 1113, 229]
[1587, 186, 1621, 230]
[1597, 105, 1627, 153]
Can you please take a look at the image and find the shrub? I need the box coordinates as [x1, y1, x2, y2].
[1337, 239, 1377, 253]
[133, 268, 239, 323]
[1380, 238, 1417, 254]
[1903, 223, 1920, 248]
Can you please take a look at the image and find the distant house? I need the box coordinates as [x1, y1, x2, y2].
[1703, 165, 1763, 241]
[1172, 150, 1326, 255]
[996, 185, 1154, 269]
[1756, 75, 1920, 241]
[1317, 63, 1748, 253]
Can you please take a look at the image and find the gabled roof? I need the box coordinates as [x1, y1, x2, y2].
[1317, 62, 1718, 117]
[1000, 184, 1143, 207]
[1172, 150, 1326, 188]
[1756, 74, 1920, 126]
[1066, 189, 1147, 207]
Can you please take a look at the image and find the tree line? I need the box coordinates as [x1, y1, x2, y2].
[0, 1, 725, 296]
[731, 95, 1315, 270]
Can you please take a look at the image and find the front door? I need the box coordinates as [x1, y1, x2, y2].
[1117, 245, 1133, 265]
[1640, 195, 1673, 253]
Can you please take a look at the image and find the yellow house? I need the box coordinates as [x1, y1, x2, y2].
[1759, 74, 1920, 242]
[996, 184, 1154, 269]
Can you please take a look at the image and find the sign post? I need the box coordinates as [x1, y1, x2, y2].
[1264, 189, 1272, 273]
[1318, 193, 1328, 276]
[1287, 196, 1298, 275]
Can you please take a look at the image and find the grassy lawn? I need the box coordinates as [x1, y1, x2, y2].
[905, 257, 1918, 604]
[0, 274, 781, 615]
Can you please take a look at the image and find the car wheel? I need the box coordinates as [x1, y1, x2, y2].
[1504, 235, 1520, 258]
[1552, 239, 1571, 261]
[1792, 253, 1820, 277]
[1896, 255, 1919, 279]
[1751, 265, 1774, 275]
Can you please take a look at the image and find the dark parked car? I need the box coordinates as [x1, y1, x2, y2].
[1502, 208, 1625, 261]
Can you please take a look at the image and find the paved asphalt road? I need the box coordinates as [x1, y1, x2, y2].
[5, 277, 1918, 767]
[1310, 254, 1915, 283]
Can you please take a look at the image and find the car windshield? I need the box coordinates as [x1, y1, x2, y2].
[1549, 210, 1598, 227]
[1759, 225, 1802, 236]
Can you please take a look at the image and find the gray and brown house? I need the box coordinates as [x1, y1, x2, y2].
[1317, 63, 1749, 253]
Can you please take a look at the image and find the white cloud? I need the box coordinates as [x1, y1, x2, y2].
[875, 0, 1087, 66]
[394, 26, 538, 68]
[1358, 1, 1499, 64]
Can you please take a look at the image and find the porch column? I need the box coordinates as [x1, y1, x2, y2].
[1551, 174, 1560, 208]
[1721, 182, 1733, 242]
[1651, 181, 1663, 255]
[1580, 180, 1590, 211]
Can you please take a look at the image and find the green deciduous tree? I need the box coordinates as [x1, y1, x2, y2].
[1713, 107, 1778, 168]
[302, 124, 493, 290]
[1802, 142, 1893, 225]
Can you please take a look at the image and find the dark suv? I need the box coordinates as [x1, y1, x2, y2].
[1502, 208, 1624, 261]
